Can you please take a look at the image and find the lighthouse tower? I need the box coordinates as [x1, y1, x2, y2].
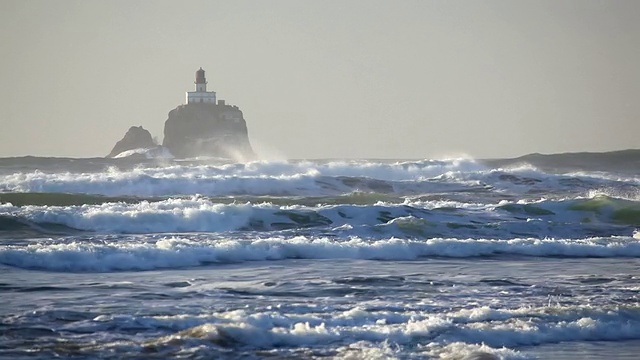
[186, 68, 217, 104]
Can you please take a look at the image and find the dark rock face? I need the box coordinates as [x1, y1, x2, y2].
[107, 126, 156, 158]
[162, 103, 254, 160]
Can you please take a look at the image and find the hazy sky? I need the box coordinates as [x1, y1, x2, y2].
[1, 0, 639, 159]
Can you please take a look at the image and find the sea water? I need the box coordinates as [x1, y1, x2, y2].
[1, 155, 639, 359]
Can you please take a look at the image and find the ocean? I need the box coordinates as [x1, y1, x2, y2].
[1, 153, 640, 359]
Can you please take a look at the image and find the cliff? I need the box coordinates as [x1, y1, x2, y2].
[162, 103, 255, 160]
[107, 126, 156, 158]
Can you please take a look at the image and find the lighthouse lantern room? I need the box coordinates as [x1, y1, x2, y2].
[186, 67, 217, 104]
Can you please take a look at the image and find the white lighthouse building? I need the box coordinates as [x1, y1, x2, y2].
[186, 67, 217, 104]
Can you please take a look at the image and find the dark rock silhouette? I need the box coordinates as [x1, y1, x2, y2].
[107, 68, 256, 161]
[107, 126, 156, 158]
[162, 103, 255, 160]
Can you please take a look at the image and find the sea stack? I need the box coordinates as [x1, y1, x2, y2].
[107, 126, 156, 158]
[162, 68, 255, 160]
[106, 68, 255, 160]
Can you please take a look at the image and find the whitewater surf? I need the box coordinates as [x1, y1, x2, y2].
[1, 154, 640, 359]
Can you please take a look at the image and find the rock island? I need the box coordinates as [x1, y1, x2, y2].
[108, 68, 255, 160]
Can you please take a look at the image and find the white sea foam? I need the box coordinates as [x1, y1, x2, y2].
[0, 195, 636, 239]
[1, 236, 639, 272]
[437, 165, 639, 197]
[1, 158, 635, 199]
[2, 198, 476, 234]
[3, 157, 639, 359]
[0, 159, 486, 196]
[113, 147, 174, 159]
[2, 157, 637, 200]
[79, 303, 640, 358]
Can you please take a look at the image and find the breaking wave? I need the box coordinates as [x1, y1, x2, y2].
[1, 158, 637, 200]
[1, 236, 639, 272]
[1, 195, 639, 239]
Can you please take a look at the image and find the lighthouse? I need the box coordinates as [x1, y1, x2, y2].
[186, 67, 217, 104]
